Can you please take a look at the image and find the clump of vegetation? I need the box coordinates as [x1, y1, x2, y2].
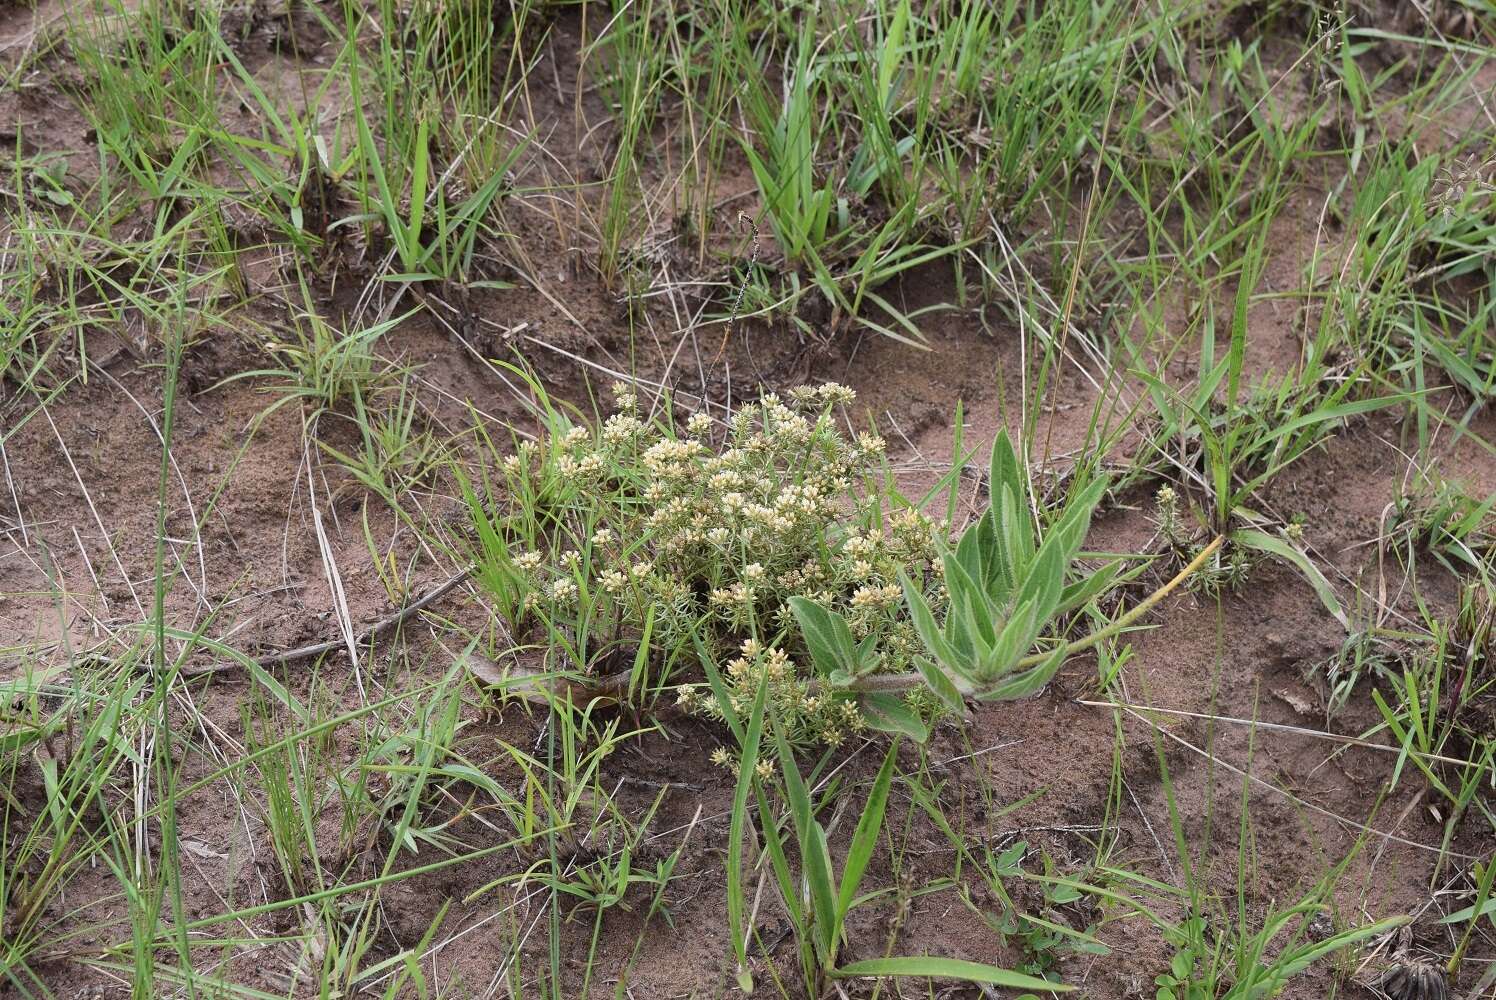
[462, 381, 949, 743]
[462, 382, 1142, 747]
[5, 0, 1496, 994]
[1390, 473, 1496, 579]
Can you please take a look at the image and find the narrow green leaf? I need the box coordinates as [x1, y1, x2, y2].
[407, 115, 429, 262]
[805, 821, 839, 964]
[1262, 915, 1408, 983]
[696, 629, 744, 744]
[837, 741, 898, 923]
[1231, 529, 1348, 629]
[877, 0, 910, 107]
[772, 718, 839, 967]
[726, 672, 771, 992]
[834, 956, 1073, 991]
[1443, 895, 1496, 924]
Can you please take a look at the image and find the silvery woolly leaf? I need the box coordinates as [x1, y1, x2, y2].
[1011, 537, 1065, 628]
[989, 432, 1035, 565]
[789, 596, 860, 678]
[901, 573, 969, 683]
[943, 550, 999, 650]
[913, 655, 969, 708]
[976, 644, 1067, 702]
[858, 693, 930, 742]
[1057, 561, 1122, 616]
[975, 598, 1037, 681]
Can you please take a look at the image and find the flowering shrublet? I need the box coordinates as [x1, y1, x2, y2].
[678, 640, 870, 754]
[487, 384, 945, 747]
[1152, 484, 1258, 596]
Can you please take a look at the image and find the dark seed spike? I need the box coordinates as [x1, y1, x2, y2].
[1377, 966, 1407, 995]
[1375, 959, 1449, 1000]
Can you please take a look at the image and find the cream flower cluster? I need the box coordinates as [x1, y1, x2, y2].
[492, 383, 947, 749]
[676, 640, 870, 752]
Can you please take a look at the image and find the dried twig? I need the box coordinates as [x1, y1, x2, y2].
[712, 212, 760, 364]
[185, 565, 473, 677]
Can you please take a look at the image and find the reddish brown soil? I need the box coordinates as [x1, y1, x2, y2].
[2, 2, 1493, 999]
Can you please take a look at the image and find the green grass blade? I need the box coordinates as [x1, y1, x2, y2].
[1230, 529, 1348, 629]
[726, 672, 770, 993]
[835, 740, 897, 924]
[834, 956, 1073, 991]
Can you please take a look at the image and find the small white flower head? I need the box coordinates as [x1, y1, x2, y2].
[788, 385, 819, 407]
[851, 583, 899, 608]
[602, 413, 643, 445]
[686, 411, 713, 437]
[821, 382, 856, 407]
[591, 527, 615, 546]
[514, 551, 543, 571]
[610, 381, 639, 413]
[742, 562, 765, 582]
[790, 382, 855, 408]
[547, 578, 578, 602]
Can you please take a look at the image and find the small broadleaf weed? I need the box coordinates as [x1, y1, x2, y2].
[897, 431, 1115, 701]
